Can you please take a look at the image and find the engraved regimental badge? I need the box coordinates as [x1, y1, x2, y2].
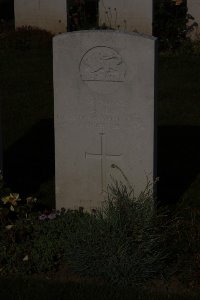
[80, 46, 126, 82]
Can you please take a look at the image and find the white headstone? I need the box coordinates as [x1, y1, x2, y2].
[99, 0, 153, 35]
[53, 30, 156, 211]
[14, 0, 67, 34]
[187, 0, 200, 39]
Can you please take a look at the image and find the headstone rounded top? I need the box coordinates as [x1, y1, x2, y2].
[53, 30, 157, 42]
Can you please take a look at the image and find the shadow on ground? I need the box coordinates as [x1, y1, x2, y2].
[157, 126, 200, 205]
[0, 275, 199, 300]
[3, 119, 54, 202]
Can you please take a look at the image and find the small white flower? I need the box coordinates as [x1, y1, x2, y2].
[48, 213, 57, 220]
[39, 214, 48, 221]
[23, 255, 29, 261]
[5, 225, 14, 230]
[10, 205, 15, 212]
[26, 197, 37, 204]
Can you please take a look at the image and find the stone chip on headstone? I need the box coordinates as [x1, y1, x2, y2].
[53, 30, 157, 211]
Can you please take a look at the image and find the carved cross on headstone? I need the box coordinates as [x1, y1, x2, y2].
[85, 133, 122, 193]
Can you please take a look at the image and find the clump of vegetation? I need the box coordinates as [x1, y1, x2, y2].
[0, 175, 41, 226]
[0, 171, 199, 290]
[154, 0, 198, 52]
[0, 173, 159, 283]
[67, 0, 98, 31]
[0, 26, 53, 50]
[61, 178, 164, 287]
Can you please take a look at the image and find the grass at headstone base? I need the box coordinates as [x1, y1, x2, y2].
[0, 176, 200, 298]
[0, 27, 200, 297]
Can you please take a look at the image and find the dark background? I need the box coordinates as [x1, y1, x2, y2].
[0, 0, 14, 20]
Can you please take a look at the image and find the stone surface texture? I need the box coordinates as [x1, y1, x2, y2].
[14, 0, 67, 33]
[53, 30, 156, 211]
[99, 0, 152, 35]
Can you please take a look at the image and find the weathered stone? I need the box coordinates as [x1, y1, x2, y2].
[14, 0, 67, 33]
[53, 30, 156, 211]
